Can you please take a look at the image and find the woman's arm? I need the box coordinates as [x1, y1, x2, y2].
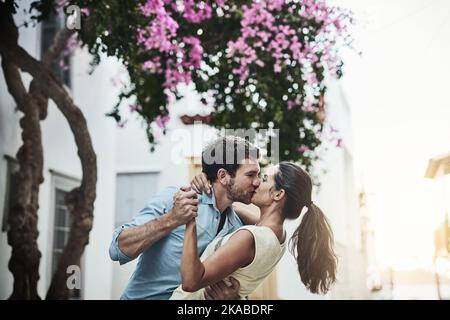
[181, 221, 255, 292]
[232, 202, 260, 226]
[180, 220, 204, 291]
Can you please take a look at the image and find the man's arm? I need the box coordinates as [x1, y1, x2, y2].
[110, 187, 198, 262]
[118, 210, 183, 259]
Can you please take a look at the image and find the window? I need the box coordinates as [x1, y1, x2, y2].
[2, 156, 19, 233]
[41, 11, 71, 87]
[115, 172, 160, 228]
[49, 171, 82, 299]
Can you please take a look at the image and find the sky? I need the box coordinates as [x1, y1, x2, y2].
[332, 0, 450, 270]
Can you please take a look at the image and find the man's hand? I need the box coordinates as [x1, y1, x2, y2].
[170, 186, 198, 225]
[116, 187, 197, 259]
[190, 172, 212, 196]
[204, 277, 240, 300]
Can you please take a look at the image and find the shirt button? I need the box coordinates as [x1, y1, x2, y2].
[216, 216, 219, 219]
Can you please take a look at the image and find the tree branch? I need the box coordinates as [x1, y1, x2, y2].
[42, 27, 76, 65]
[1, 59, 30, 112]
[32, 27, 76, 119]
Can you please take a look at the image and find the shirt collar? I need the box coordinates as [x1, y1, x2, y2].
[198, 187, 237, 224]
[198, 190, 214, 205]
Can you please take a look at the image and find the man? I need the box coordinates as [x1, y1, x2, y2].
[109, 136, 261, 299]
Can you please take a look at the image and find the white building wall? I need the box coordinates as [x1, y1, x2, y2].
[275, 82, 369, 299]
[115, 83, 216, 187]
[70, 50, 120, 299]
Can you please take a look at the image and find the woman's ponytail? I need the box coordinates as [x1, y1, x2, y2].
[289, 203, 337, 294]
[274, 162, 337, 294]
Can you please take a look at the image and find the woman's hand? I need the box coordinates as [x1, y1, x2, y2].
[190, 172, 212, 195]
[204, 277, 241, 300]
[186, 217, 196, 228]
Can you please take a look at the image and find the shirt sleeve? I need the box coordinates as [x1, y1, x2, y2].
[109, 186, 178, 265]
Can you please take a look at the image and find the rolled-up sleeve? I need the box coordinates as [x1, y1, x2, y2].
[109, 226, 133, 265]
[109, 186, 178, 265]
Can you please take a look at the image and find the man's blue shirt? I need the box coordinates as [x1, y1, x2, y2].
[109, 186, 244, 300]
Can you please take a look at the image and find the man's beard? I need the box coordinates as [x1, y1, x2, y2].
[226, 178, 253, 204]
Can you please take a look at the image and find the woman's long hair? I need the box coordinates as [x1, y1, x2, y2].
[274, 162, 337, 294]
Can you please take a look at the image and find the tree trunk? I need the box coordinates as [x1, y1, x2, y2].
[0, 4, 45, 299]
[1, 59, 43, 300]
[0, 5, 97, 300]
[44, 84, 97, 299]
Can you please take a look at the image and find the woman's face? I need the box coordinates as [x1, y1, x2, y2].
[251, 165, 279, 207]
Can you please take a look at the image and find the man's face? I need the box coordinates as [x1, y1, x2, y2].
[226, 158, 261, 204]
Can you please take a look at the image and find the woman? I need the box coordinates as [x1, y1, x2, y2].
[170, 162, 337, 299]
